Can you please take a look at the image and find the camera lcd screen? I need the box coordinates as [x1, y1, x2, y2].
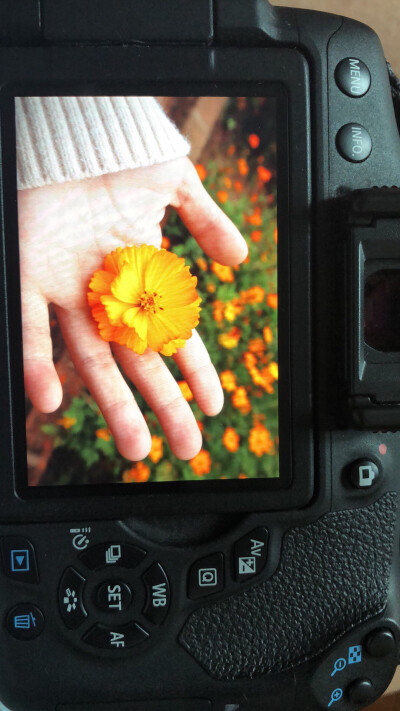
[16, 95, 278, 487]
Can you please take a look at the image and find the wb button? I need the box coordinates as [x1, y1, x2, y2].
[349, 460, 381, 490]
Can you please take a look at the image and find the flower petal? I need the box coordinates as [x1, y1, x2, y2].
[101, 294, 132, 326]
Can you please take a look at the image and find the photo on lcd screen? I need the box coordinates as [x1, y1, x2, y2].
[16, 95, 278, 486]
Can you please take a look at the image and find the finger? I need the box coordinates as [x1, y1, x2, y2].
[22, 290, 63, 412]
[55, 307, 151, 461]
[173, 158, 248, 266]
[113, 344, 202, 460]
[173, 330, 223, 416]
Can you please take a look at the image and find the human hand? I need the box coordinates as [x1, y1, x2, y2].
[18, 157, 247, 460]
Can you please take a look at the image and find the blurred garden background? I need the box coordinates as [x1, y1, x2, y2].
[25, 96, 279, 486]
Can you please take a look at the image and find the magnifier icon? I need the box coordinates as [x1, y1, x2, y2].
[331, 658, 347, 677]
[328, 688, 343, 707]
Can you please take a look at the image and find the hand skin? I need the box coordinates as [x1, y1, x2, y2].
[18, 157, 248, 461]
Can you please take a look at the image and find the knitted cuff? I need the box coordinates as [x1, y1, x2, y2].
[16, 96, 190, 190]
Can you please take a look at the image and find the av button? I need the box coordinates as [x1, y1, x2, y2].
[6, 604, 44, 640]
[234, 527, 268, 581]
[349, 459, 381, 489]
[97, 580, 132, 614]
[336, 124, 372, 163]
[335, 58, 371, 97]
[83, 622, 148, 649]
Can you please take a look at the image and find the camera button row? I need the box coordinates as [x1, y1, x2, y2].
[83, 621, 149, 650]
[335, 58, 371, 98]
[59, 567, 88, 629]
[79, 542, 146, 571]
[336, 124, 372, 163]
[0, 536, 39, 583]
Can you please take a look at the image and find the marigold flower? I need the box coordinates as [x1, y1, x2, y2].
[251, 230, 263, 243]
[243, 351, 257, 370]
[197, 420, 204, 433]
[161, 235, 170, 249]
[195, 164, 207, 181]
[178, 380, 194, 402]
[224, 299, 243, 323]
[238, 158, 249, 176]
[88, 245, 201, 356]
[268, 362, 279, 380]
[248, 423, 274, 457]
[149, 435, 163, 464]
[247, 213, 262, 227]
[223, 176, 232, 188]
[248, 338, 265, 356]
[220, 370, 237, 392]
[219, 327, 241, 349]
[257, 165, 272, 182]
[211, 261, 234, 283]
[206, 283, 216, 293]
[263, 326, 273, 343]
[227, 144, 236, 157]
[96, 428, 111, 441]
[56, 416, 76, 429]
[223, 427, 240, 453]
[273, 227, 278, 244]
[240, 286, 265, 304]
[196, 257, 208, 272]
[267, 293, 278, 309]
[122, 461, 151, 483]
[231, 386, 251, 415]
[190, 449, 211, 476]
[249, 133, 260, 149]
[238, 473, 248, 479]
[213, 300, 225, 322]
[234, 180, 243, 192]
[217, 190, 229, 204]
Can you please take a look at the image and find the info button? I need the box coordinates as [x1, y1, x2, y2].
[188, 553, 224, 600]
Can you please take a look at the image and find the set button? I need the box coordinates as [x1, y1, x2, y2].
[96, 580, 132, 614]
[1, 536, 39, 583]
[335, 57, 371, 98]
[79, 542, 146, 571]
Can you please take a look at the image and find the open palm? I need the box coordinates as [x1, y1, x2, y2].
[19, 157, 247, 461]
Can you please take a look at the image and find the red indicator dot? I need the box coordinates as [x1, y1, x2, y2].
[379, 444, 387, 456]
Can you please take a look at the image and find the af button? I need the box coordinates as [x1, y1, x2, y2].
[349, 460, 381, 490]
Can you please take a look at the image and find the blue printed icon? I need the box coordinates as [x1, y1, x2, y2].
[10, 549, 30, 572]
[348, 645, 362, 665]
[328, 688, 343, 707]
[331, 657, 347, 677]
[13, 612, 36, 630]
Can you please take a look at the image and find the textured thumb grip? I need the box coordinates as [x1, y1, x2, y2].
[179, 493, 397, 680]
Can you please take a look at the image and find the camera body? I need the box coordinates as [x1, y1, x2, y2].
[0, 1, 400, 710]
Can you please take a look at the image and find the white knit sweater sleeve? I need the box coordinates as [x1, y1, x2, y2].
[15, 96, 190, 190]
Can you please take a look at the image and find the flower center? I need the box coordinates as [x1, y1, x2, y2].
[138, 290, 164, 314]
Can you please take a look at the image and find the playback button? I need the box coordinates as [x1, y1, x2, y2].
[1, 537, 39, 583]
[234, 528, 269, 581]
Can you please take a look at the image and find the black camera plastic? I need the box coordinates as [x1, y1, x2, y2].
[0, 1, 400, 710]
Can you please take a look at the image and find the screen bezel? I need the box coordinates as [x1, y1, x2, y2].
[0, 46, 313, 519]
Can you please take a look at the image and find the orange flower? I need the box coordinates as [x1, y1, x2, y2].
[123, 461, 151, 483]
[223, 427, 240, 453]
[161, 235, 170, 249]
[178, 381, 193, 402]
[243, 351, 257, 370]
[263, 326, 273, 343]
[196, 257, 208, 271]
[267, 293, 278, 309]
[227, 144, 236, 157]
[217, 190, 229, 204]
[195, 164, 207, 181]
[248, 424, 274, 456]
[149, 435, 163, 464]
[190, 449, 211, 476]
[223, 176, 232, 188]
[251, 230, 262, 243]
[220, 370, 237, 392]
[249, 133, 260, 149]
[197, 420, 204, 433]
[238, 473, 248, 479]
[257, 166, 272, 182]
[231, 386, 251, 415]
[96, 428, 111, 441]
[240, 286, 265, 304]
[238, 158, 249, 176]
[247, 213, 262, 227]
[248, 338, 265, 356]
[273, 226, 278, 244]
[234, 180, 243, 192]
[88, 245, 201, 357]
[224, 299, 243, 322]
[206, 283, 216, 293]
[213, 300, 225, 322]
[211, 262, 234, 282]
[251, 194, 259, 203]
[219, 327, 241, 349]
[267, 362, 279, 380]
[56, 416, 76, 429]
